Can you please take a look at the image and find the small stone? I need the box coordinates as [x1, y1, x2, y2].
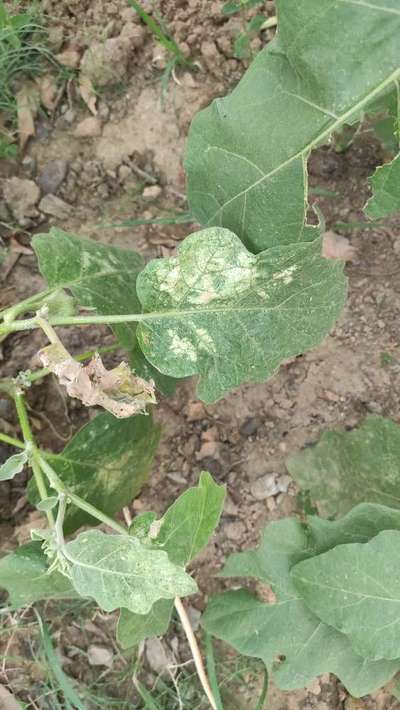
[196, 440, 221, 461]
[21, 155, 36, 177]
[3, 178, 40, 223]
[186, 401, 206, 421]
[145, 638, 170, 675]
[240, 417, 259, 438]
[98, 102, 110, 121]
[120, 23, 146, 48]
[87, 645, 113, 667]
[37, 160, 68, 195]
[73, 117, 102, 138]
[224, 521, 246, 542]
[200, 457, 222, 477]
[64, 108, 77, 124]
[118, 164, 132, 182]
[55, 48, 81, 69]
[39, 194, 71, 220]
[143, 185, 162, 199]
[250, 474, 280, 500]
[81, 37, 132, 87]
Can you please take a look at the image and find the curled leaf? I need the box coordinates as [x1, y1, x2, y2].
[79, 74, 97, 115]
[39, 345, 156, 418]
[0, 450, 28, 481]
[16, 82, 40, 150]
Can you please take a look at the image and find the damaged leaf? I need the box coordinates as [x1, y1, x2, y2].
[38, 345, 155, 418]
[79, 74, 97, 115]
[16, 82, 40, 150]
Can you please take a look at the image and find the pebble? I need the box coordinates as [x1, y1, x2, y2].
[143, 185, 162, 199]
[118, 164, 132, 182]
[145, 639, 170, 675]
[21, 155, 36, 177]
[224, 521, 246, 542]
[250, 473, 291, 501]
[39, 194, 72, 220]
[240, 417, 259, 438]
[3, 178, 40, 223]
[73, 117, 102, 138]
[37, 160, 68, 195]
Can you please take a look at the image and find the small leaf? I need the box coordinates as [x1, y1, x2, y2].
[65, 529, 197, 614]
[291, 530, 400, 661]
[79, 74, 97, 115]
[32, 228, 144, 349]
[37, 497, 58, 512]
[137, 228, 346, 403]
[153, 471, 225, 566]
[117, 599, 174, 650]
[118, 472, 224, 648]
[43, 289, 76, 318]
[39, 346, 156, 418]
[0, 542, 76, 608]
[365, 153, 400, 219]
[28, 411, 160, 535]
[129, 511, 157, 539]
[287, 415, 400, 517]
[0, 450, 28, 481]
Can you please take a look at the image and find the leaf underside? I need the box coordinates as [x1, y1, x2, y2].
[66, 529, 197, 614]
[28, 412, 160, 535]
[203, 504, 400, 696]
[185, 0, 400, 253]
[286, 415, 400, 517]
[137, 228, 346, 403]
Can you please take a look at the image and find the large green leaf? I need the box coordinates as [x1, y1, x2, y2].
[136, 228, 346, 403]
[117, 600, 174, 650]
[286, 415, 400, 517]
[0, 542, 76, 608]
[185, 0, 400, 252]
[32, 228, 144, 349]
[292, 530, 400, 662]
[203, 512, 400, 696]
[117, 472, 225, 649]
[65, 529, 197, 614]
[365, 152, 400, 219]
[28, 412, 160, 535]
[153, 471, 225, 566]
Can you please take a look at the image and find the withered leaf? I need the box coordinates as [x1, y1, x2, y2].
[79, 74, 97, 115]
[16, 82, 40, 150]
[39, 345, 156, 418]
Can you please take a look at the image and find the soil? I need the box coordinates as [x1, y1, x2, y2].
[1, 1, 400, 708]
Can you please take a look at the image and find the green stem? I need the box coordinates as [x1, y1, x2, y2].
[0, 312, 147, 335]
[204, 632, 224, 710]
[37, 454, 128, 536]
[254, 668, 269, 710]
[0, 289, 51, 324]
[14, 390, 54, 526]
[0, 432, 25, 449]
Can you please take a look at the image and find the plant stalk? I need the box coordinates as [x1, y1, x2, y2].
[174, 596, 218, 710]
[0, 432, 25, 449]
[37, 454, 128, 535]
[13, 390, 54, 526]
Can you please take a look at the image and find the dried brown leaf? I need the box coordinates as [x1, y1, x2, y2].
[16, 82, 40, 150]
[55, 48, 81, 69]
[38, 74, 58, 112]
[322, 231, 356, 261]
[38, 345, 156, 418]
[79, 74, 97, 115]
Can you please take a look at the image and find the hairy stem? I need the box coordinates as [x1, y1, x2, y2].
[0, 432, 25, 449]
[14, 390, 54, 526]
[174, 597, 218, 710]
[37, 454, 128, 535]
[0, 289, 51, 324]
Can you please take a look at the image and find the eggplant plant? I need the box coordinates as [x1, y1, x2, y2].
[1, 0, 400, 706]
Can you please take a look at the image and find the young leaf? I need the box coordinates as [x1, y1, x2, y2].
[291, 530, 400, 662]
[185, 0, 400, 252]
[365, 152, 400, 219]
[117, 599, 174, 650]
[65, 529, 197, 614]
[0, 542, 76, 608]
[117, 472, 225, 648]
[153, 470, 225, 566]
[137, 228, 346, 403]
[203, 516, 400, 696]
[286, 415, 400, 517]
[32, 228, 144, 349]
[0, 450, 28, 481]
[28, 412, 160, 535]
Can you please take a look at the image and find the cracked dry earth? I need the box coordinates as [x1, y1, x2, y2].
[1, 0, 400, 708]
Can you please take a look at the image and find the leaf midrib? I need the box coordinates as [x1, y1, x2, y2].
[205, 66, 400, 224]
